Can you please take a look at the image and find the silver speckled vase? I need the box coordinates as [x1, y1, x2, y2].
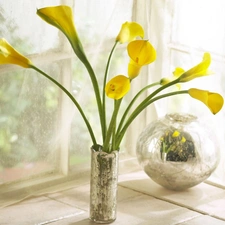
[136, 113, 220, 191]
[89, 145, 119, 224]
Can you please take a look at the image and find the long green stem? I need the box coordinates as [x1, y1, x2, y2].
[31, 65, 97, 146]
[103, 99, 122, 153]
[102, 41, 118, 141]
[116, 81, 160, 136]
[115, 90, 188, 149]
[68, 39, 104, 143]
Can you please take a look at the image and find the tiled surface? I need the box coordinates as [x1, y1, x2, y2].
[0, 171, 225, 225]
[119, 171, 225, 221]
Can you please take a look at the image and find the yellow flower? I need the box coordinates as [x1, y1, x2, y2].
[181, 136, 186, 143]
[116, 22, 144, 44]
[160, 67, 185, 84]
[160, 68, 183, 89]
[127, 40, 156, 66]
[179, 53, 213, 82]
[105, 75, 130, 100]
[172, 130, 180, 137]
[37, 6, 86, 61]
[0, 38, 33, 68]
[128, 60, 142, 80]
[127, 40, 156, 79]
[173, 67, 185, 77]
[188, 88, 224, 114]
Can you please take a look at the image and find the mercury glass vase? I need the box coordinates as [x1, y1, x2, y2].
[136, 113, 220, 191]
[90, 145, 119, 224]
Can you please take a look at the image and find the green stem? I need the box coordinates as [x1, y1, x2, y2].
[111, 101, 117, 151]
[115, 90, 188, 149]
[103, 99, 122, 153]
[30, 65, 97, 146]
[116, 81, 160, 136]
[102, 41, 118, 141]
[68, 39, 104, 143]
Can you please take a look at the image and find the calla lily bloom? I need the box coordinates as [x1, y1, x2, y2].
[188, 88, 224, 114]
[0, 38, 33, 68]
[160, 67, 183, 90]
[37, 5, 86, 62]
[116, 22, 144, 44]
[127, 40, 156, 79]
[179, 53, 213, 82]
[105, 75, 130, 100]
[160, 67, 184, 85]
[128, 60, 142, 79]
[127, 40, 156, 66]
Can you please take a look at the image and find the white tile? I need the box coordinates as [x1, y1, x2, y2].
[119, 171, 225, 220]
[0, 196, 85, 225]
[117, 194, 200, 225]
[1, 171, 225, 225]
[47, 184, 90, 209]
[197, 197, 225, 220]
[47, 184, 142, 211]
[177, 215, 225, 225]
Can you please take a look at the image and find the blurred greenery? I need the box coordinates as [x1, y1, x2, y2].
[0, 68, 60, 168]
[0, 5, 128, 174]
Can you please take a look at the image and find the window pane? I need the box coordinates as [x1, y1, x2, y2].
[168, 0, 225, 185]
[0, 0, 61, 54]
[172, 0, 225, 55]
[69, 0, 134, 167]
[0, 0, 135, 185]
[0, 63, 62, 184]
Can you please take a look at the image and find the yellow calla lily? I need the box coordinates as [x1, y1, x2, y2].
[160, 67, 183, 89]
[173, 67, 185, 77]
[127, 40, 156, 66]
[179, 53, 213, 82]
[116, 22, 144, 44]
[105, 75, 130, 100]
[37, 5, 86, 62]
[0, 38, 33, 68]
[128, 60, 142, 79]
[188, 88, 224, 114]
[127, 40, 156, 79]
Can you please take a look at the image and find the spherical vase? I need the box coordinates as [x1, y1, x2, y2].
[136, 113, 220, 191]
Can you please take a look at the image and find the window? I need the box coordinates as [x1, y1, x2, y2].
[0, 0, 224, 208]
[148, 0, 225, 186]
[0, 0, 137, 207]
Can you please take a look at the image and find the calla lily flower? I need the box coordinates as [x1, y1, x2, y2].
[160, 67, 183, 90]
[128, 60, 142, 79]
[160, 67, 184, 85]
[116, 22, 144, 44]
[127, 40, 156, 79]
[105, 75, 130, 100]
[0, 38, 33, 68]
[179, 53, 213, 82]
[37, 5, 86, 62]
[188, 88, 224, 114]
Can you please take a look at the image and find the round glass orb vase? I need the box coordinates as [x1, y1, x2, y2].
[136, 113, 220, 191]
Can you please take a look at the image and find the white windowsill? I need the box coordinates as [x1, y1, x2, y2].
[1, 168, 225, 225]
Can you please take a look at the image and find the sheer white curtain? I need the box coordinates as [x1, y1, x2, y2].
[0, 0, 225, 209]
[147, 0, 225, 186]
[0, 0, 137, 208]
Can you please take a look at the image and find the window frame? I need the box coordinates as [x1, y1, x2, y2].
[1, 0, 225, 209]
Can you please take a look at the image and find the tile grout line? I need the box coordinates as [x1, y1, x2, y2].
[35, 211, 85, 225]
[45, 194, 88, 213]
[118, 183, 225, 222]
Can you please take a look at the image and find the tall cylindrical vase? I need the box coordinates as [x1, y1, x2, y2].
[89, 145, 119, 224]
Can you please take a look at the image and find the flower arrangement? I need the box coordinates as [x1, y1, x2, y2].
[160, 129, 195, 162]
[0, 5, 224, 154]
